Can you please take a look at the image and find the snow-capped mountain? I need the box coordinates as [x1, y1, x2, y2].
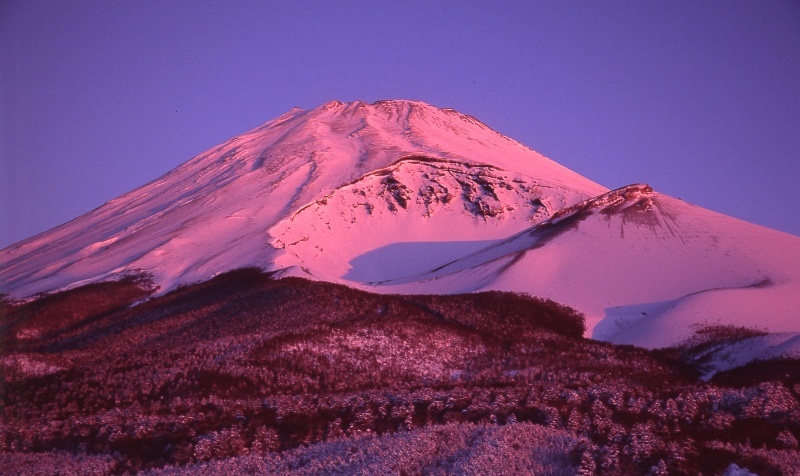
[2, 99, 798, 362]
[0, 100, 603, 299]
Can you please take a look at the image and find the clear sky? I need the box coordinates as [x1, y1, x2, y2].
[2, 0, 799, 248]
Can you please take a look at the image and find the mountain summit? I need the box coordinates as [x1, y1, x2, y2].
[2, 99, 799, 361]
[0, 100, 604, 298]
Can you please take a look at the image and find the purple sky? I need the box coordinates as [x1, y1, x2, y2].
[2, 1, 799, 248]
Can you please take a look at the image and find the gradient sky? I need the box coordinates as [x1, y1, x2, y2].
[1, 1, 799, 248]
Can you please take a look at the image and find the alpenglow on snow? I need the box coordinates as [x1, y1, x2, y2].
[2, 100, 799, 366]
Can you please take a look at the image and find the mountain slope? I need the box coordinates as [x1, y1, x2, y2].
[375, 184, 800, 353]
[2, 99, 798, 362]
[4, 273, 798, 475]
[268, 156, 587, 283]
[0, 100, 604, 299]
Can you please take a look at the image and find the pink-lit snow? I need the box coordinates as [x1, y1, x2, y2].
[2, 100, 798, 365]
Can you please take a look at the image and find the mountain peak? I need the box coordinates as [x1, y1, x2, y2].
[307, 99, 495, 140]
[2, 99, 799, 370]
[0, 100, 605, 299]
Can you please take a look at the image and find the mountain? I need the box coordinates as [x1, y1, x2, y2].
[3, 100, 800, 474]
[2, 99, 799, 365]
[0, 100, 603, 299]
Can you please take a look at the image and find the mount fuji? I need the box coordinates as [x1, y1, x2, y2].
[2, 99, 799, 364]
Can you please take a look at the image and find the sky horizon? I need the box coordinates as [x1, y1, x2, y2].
[2, 1, 799, 248]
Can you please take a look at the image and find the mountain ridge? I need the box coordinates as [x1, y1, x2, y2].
[0, 100, 605, 299]
[1, 100, 798, 366]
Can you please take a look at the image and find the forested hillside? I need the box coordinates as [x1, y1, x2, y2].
[2, 270, 798, 474]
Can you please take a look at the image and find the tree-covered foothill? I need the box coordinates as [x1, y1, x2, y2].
[1, 269, 798, 475]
